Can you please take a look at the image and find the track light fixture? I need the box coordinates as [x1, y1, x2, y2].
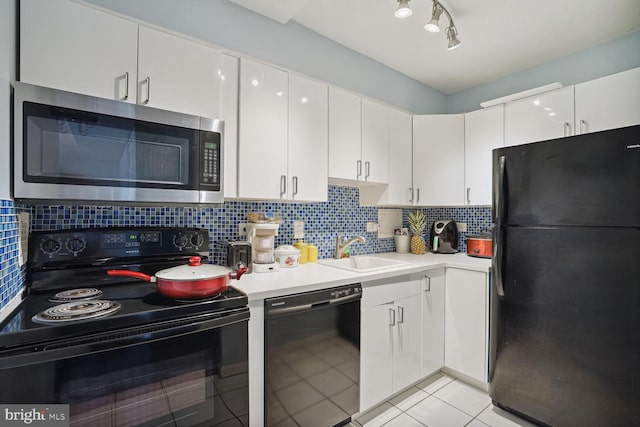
[394, 0, 461, 50]
[395, 0, 413, 18]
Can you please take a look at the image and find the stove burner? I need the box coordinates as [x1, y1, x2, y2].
[48, 288, 103, 303]
[32, 300, 122, 324]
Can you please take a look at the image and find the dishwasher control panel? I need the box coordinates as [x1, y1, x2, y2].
[330, 286, 361, 299]
[265, 283, 362, 314]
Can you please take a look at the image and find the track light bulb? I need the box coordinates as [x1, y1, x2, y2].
[395, 0, 412, 18]
[424, 3, 443, 32]
[446, 25, 461, 50]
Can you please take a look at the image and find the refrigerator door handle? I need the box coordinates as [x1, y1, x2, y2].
[493, 155, 506, 224]
[493, 226, 505, 297]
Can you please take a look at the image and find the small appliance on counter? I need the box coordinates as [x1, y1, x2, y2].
[430, 219, 459, 253]
[245, 223, 280, 273]
[226, 241, 252, 274]
[466, 233, 492, 258]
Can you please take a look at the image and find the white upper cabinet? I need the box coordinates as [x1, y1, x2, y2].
[221, 54, 240, 199]
[21, 0, 138, 102]
[383, 108, 414, 205]
[413, 114, 465, 206]
[329, 87, 362, 181]
[361, 99, 390, 184]
[288, 74, 329, 202]
[137, 26, 222, 118]
[21, 0, 224, 119]
[464, 105, 504, 205]
[575, 67, 640, 134]
[238, 58, 289, 200]
[505, 86, 575, 146]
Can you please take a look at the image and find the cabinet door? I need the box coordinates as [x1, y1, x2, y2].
[413, 114, 465, 206]
[464, 105, 504, 205]
[20, 0, 137, 102]
[288, 75, 329, 202]
[361, 99, 389, 184]
[421, 269, 445, 377]
[505, 86, 575, 146]
[445, 269, 488, 383]
[238, 58, 288, 199]
[386, 108, 414, 205]
[221, 54, 239, 198]
[329, 87, 362, 181]
[138, 26, 222, 118]
[360, 302, 394, 411]
[392, 293, 423, 393]
[575, 67, 640, 134]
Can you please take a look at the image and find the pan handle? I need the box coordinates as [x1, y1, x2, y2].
[107, 270, 155, 282]
[230, 267, 248, 281]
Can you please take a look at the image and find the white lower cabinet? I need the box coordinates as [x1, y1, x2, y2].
[444, 268, 489, 383]
[421, 268, 445, 377]
[360, 275, 423, 412]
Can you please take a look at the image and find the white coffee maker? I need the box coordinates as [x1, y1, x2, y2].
[245, 223, 280, 273]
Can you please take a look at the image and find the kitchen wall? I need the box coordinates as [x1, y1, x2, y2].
[0, 0, 15, 199]
[84, 0, 447, 115]
[448, 30, 640, 113]
[25, 185, 491, 266]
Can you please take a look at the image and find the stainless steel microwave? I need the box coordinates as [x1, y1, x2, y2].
[13, 82, 223, 204]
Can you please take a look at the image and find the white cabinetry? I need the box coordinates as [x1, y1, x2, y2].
[464, 106, 504, 205]
[361, 99, 389, 184]
[421, 269, 445, 377]
[505, 86, 575, 146]
[361, 275, 423, 411]
[444, 268, 489, 383]
[137, 26, 222, 118]
[287, 74, 329, 201]
[21, 0, 224, 119]
[412, 114, 465, 206]
[21, 0, 137, 102]
[239, 59, 328, 201]
[329, 87, 362, 181]
[221, 54, 239, 198]
[575, 67, 640, 134]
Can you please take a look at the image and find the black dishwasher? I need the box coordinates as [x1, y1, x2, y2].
[265, 284, 361, 426]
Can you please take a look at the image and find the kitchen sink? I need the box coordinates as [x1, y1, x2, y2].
[319, 256, 409, 273]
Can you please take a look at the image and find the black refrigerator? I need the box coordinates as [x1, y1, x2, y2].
[489, 125, 640, 427]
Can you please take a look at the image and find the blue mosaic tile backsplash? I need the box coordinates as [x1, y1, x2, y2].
[0, 200, 27, 311]
[0, 186, 491, 309]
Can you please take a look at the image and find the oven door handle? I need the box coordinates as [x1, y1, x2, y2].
[0, 309, 249, 370]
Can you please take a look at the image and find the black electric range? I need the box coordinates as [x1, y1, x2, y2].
[0, 227, 250, 427]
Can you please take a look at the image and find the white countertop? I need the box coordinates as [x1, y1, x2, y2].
[234, 252, 491, 301]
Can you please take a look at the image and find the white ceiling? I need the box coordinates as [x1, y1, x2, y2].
[229, 0, 640, 94]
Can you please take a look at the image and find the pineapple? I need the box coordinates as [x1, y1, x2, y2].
[408, 210, 427, 254]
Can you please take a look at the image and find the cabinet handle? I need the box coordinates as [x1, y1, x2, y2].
[466, 187, 471, 205]
[563, 122, 571, 137]
[142, 76, 151, 104]
[416, 188, 420, 203]
[120, 72, 129, 101]
[357, 160, 362, 178]
[580, 119, 587, 134]
[389, 307, 396, 326]
[409, 187, 414, 203]
[280, 175, 287, 197]
[424, 273, 431, 292]
[365, 161, 370, 179]
[397, 306, 404, 324]
[292, 176, 298, 196]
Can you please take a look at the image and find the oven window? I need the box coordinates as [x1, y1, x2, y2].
[0, 321, 248, 427]
[23, 102, 196, 189]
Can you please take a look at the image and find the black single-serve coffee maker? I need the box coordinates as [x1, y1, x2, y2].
[430, 219, 459, 253]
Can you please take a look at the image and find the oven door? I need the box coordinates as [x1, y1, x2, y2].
[0, 309, 249, 427]
[14, 82, 223, 204]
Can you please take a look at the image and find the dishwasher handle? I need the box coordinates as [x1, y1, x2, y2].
[266, 293, 361, 317]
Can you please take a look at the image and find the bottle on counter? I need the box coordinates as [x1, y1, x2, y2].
[293, 240, 308, 264]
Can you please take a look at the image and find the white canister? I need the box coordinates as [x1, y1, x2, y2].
[274, 245, 301, 268]
[394, 235, 410, 253]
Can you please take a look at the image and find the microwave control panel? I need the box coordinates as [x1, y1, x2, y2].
[199, 132, 221, 190]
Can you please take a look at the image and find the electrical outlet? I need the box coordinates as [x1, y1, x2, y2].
[293, 221, 304, 239]
[18, 212, 30, 266]
[456, 222, 468, 232]
[238, 223, 248, 236]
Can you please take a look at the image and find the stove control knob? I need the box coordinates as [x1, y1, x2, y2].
[191, 233, 205, 247]
[173, 235, 188, 248]
[41, 238, 61, 254]
[67, 238, 86, 253]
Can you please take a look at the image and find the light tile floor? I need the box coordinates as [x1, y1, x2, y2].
[352, 373, 538, 427]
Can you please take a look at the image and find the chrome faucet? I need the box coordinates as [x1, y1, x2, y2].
[335, 233, 366, 259]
